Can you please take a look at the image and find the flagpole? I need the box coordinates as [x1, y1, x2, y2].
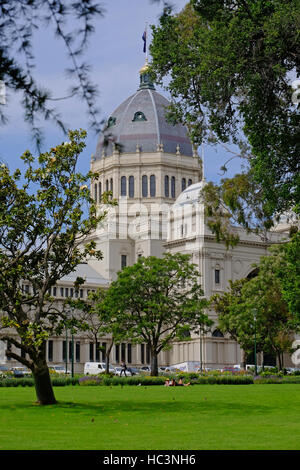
[145, 22, 148, 61]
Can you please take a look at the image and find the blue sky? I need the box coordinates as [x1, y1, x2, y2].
[0, 0, 243, 183]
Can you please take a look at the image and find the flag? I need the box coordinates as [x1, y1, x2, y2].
[142, 30, 147, 53]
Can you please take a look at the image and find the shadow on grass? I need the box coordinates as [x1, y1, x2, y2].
[0, 398, 277, 418]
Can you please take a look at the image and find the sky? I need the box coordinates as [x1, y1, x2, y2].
[0, 0, 244, 184]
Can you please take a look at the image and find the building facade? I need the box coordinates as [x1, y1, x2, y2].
[1, 63, 293, 372]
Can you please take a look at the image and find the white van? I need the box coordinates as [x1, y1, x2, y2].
[84, 362, 115, 375]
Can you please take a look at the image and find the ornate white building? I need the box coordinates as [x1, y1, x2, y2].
[84, 63, 288, 371]
[1, 63, 292, 372]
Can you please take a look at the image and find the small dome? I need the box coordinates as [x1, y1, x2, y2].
[94, 78, 193, 159]
[173, 180, 207, 208]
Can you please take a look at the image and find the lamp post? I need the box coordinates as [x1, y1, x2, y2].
[71, 333, 74, 378]
[199, 326, 203, 373]
[253, 309, 258, 376]
[65, 327, 68, 375]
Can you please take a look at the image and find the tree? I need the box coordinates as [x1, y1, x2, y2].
[103, 253, 212, 376]
[275, 231, 300, 320]
[211, 279, 256, 369]
[0, 129, 105, 404]
[211, 246, 299, 370]
[150, 1, 300, 237]
[69, 288, 130, 374]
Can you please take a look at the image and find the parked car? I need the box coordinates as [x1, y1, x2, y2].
[11, 367, 31, 378]
[49, 365, 71, 375]
[221, 367, 241, 374]
[115, 366, 139, 376]
[139, 366, 151, 373]
[285, 367, 300, 375]
[196, 367, 212, 373]
[84, 362, 115, 375]
[0, 365, 11, 378]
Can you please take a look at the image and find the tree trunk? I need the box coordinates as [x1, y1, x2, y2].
[105, 340, 114, 374]
[277, 350, 282, 371]
[150, 352, 158, 377]
[33, 362, 57, 405]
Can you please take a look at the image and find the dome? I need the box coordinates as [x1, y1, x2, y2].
[173, 180, 207, 208]
[94, 69, 193, 159]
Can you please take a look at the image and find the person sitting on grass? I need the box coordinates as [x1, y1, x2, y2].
[178, 378, 191, 386]
[164, 378, 170, 386]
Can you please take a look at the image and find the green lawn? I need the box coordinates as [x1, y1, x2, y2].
[1, 384, 300, 450]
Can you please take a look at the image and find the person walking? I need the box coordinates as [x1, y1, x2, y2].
[120, 360, 127, 377]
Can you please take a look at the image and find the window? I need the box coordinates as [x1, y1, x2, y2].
[70, 288, 74, 298]
[212, 329, 224, 338]
[150, 175, 156, 197]
[110, 178, 113, 196]
[107, 116, 116, 127]
[188, 179, 192, 186]
[60, 287, 64, 297]
[215, 269, 220, 284]
[69, 341, 73, 363]
[171, 177, 176, 198]
[105, 179, 109, 192]
[121, 176, 127, 196]
[98, 182, 102, 201]
[164, 175, 169, 197]
[7, 342, 11, 361]
[48, 340, 53, 362]
[129, 176, 134, 198]
[142, 175, 148, 197]
[101, 342, 106, 362]
[182, 178, 186, 191]
[115, 344, 120, 363]
[76, 342, 80, 362]
[141, 344, 145, 364]
[65, 288, 69, 297]
[121, 343, 126, 362]
[53, 286, 57, 296]
[121, 254, 127, 269]
[132, 111, 147, 122]
[80, 289, 84, 298]
[146, 345, 151, 364]
[89, 343, 94, 362]
[94, 183, 97, 202]
[127, 344, 132, 364]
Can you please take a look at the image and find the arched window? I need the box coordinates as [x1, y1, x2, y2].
[150, 175, 156, 197]
[107, 116, 116, 128]
[142, 175, 148, 197]
[188, 179, 192, 186]
[164, 175, 169, 197]
[247, 268, 259, 279]
[212, 329, 224, 338]
[182, 178, 186, 191]
[105, 179, 109, 192]
[98, 182, 102, 201]
[110, 178, 113, 196]
[121, 176, 127, 196]
[132, 111, 147, 122]
[129, 176, 134, 198]
[171, 176, 176, 198]
[94, 183, 97, 202]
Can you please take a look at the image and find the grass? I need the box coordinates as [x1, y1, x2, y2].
[1, 384, 300, 450]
